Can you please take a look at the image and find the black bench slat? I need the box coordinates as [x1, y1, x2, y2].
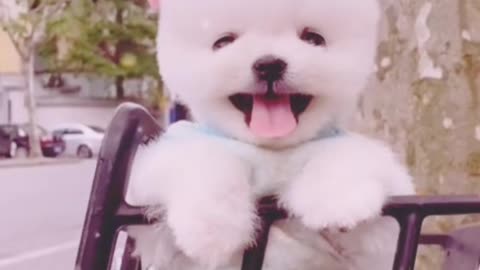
[75, 103, 480, 270]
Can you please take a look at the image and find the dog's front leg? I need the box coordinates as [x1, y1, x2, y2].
[130, 139, 257, 269]
[279, 134, 413, 231]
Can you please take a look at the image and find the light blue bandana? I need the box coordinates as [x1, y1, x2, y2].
[166, 120, 343, 143]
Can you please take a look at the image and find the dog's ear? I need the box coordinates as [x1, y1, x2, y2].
[147, 0, 159, 11]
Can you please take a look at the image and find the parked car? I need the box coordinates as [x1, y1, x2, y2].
[0, 125, 17, 158]
[0, 124, 66, 158]
[50, 124, 105, 158]
[29, 125, 66, 157]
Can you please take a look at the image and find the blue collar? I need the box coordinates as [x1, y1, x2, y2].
[195, 123, 343, 142]
[314, 125, 343, 140]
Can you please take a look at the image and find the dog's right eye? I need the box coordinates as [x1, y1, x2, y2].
[213, 33, 237, 50]
[300, 27, 326, 47]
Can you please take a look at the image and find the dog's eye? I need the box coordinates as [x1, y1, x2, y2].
[300, 28, 326, 46]
[213, 33, 237, 50]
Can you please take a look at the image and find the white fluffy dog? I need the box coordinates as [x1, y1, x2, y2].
[127, 0, 415, 269]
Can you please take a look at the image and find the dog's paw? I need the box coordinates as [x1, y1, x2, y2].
[282, 166, 385, 230]
[281, 134, 413, 231]
[166, 166, 257, 268]
[167, 192, 257, 268]
[159, 140, 257, 268]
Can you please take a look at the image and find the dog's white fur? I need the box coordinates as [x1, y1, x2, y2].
[127, 0, 415, 269]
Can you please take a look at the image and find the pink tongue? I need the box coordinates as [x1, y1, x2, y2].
[249, 95, 297, 138]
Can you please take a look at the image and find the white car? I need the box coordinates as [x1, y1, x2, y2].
[50, 123, 105, 158]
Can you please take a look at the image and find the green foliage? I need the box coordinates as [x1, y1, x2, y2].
[39, 0, 159, 80]
[1, 0, 67, 59]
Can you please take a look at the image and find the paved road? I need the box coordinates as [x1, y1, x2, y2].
[0, 160, 96, 270]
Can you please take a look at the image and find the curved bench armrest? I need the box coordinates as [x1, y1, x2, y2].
[75, 103, 480, 270]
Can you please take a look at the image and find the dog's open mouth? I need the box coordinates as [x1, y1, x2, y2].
[229, 92, 312, 138]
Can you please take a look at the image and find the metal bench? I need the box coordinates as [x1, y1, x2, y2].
[74, 103, 480, 270]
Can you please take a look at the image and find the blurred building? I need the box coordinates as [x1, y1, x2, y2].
[0, 28, 23, 125]
[0, 29, 134, 129]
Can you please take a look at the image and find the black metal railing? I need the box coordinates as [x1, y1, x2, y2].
[75, 103, 480, 270]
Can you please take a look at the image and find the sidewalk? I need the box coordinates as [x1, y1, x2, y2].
[0, 157, 83, 169]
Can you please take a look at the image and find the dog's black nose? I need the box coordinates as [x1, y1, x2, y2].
[252, 55, 287, 81]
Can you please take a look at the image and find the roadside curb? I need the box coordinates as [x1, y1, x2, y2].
[0, 158, 84, 169]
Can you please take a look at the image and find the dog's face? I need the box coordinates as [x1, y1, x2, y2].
[154, 0, 380, 148]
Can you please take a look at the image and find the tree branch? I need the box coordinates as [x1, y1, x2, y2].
[28, 0, 68, 44]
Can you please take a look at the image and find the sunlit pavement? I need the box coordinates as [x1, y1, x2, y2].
[0, 160, 96, 270]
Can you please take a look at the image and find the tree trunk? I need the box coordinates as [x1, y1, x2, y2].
[115, 76, 125, 99]
[358, 0, 480, 204]
[114, 6, 125, 100]
[354, 1, 480, 269]
[24, 53, 42, 158]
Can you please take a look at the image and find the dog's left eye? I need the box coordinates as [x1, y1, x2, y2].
[300, 28, 326, 46]
[213, 33, 237, 50]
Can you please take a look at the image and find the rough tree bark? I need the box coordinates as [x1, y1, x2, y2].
[115, 5, 125, 100]
[24, 52, 42, 158]
[354, 0, 480, 268]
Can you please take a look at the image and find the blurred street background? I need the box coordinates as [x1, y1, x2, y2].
[0, 0, 163, 269]
[0, 160, 95, 270]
